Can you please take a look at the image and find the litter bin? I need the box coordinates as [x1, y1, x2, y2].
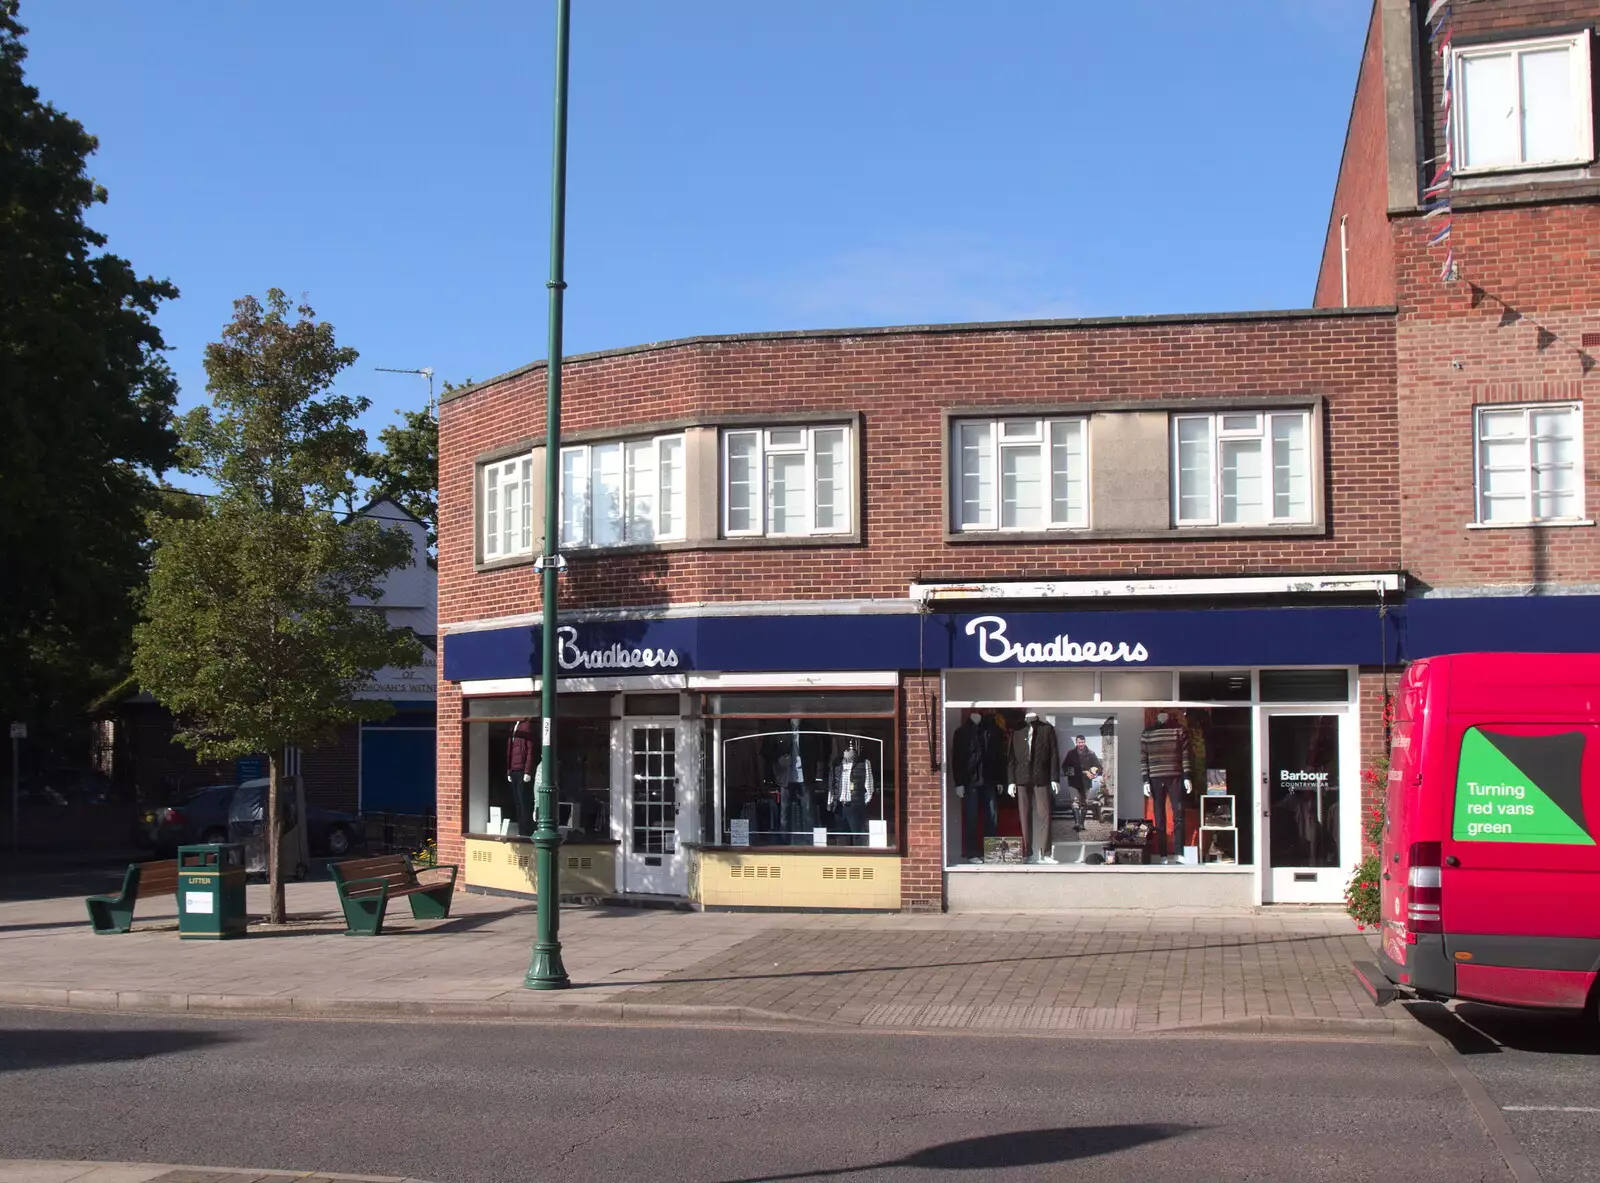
[176, 842, 248, 939]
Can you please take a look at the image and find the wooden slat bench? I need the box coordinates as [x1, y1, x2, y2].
[84, 859, 181, 934]
[329, 854, 458, 936]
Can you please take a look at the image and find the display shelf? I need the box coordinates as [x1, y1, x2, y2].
[1200, 794, 1235, 829]
[1200, 826, 1237, 864]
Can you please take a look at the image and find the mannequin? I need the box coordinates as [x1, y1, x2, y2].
[1007, 710, 1061, 864]
[827, 739, 876, 847]
[776, 717, 809, 845]
[1140, 710, 1193, 862]
[951, 711, 1004, 863]
[506, 719, 539, 837]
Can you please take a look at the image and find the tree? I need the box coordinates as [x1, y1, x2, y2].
[367, 406, 440, 548]
[0, 1, 179, 734]
[134, 291, 420, 923]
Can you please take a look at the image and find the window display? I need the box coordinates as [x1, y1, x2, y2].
[465, 696, 613, 841]
[708, 692, 896, 848]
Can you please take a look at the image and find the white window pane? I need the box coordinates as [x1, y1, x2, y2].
[560, 448, 588, 547]
[957, 422, 993, 529]
[1479, 409, 1527, 439]
[768, 452, 807, 533]
[502, 463, 522, 555]
[1271, 414, 1309, 521]
[726, 433, 758, 533]
[1220, 413, 1262, 434]
[658, 437, 684, 538]
[518, 458, 533, 552]
[1000, 444, 1043, 529]
[766, 428, 804, 449]
[1461, 52, 1519, 169]
[592, 442, 623, 547]
[1535, 490, 1578, 520]
[625, 439, 657, 543]
[1533, 434, 1576, 472]
[813, 428, 846, 531]
[1520, 46, 1575, 164]
[1049, 420, 1085, 526]
[1176, 418, 1213, 522]
[484, 469, 500, 555]
[1220, 438, 1264, 524]
[1483, 495, 1531, 523]
[999, 419, 1042, 441]
[1530, 406, 1575, 441]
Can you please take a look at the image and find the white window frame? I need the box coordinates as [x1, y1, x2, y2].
[1453, 33, 1595, 175]
[721, 424, 853, 538]
[1473, 402, 1585, 525]
[949, 416, 1089, 533]
[481, 454, 534, 561]
[1171, 410, 1314, 528]
[559, 432, 687, 549]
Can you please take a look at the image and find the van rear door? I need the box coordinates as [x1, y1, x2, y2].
[1442, 716, 1600, 1008]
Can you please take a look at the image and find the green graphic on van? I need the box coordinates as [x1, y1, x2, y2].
[1453, 728, 1593, 844]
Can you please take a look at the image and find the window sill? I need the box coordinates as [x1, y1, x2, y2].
[1464, 519, 1595, 531]
[474, 552, 539, 574]
[944, 523, 1325, 544]
[688, 843, 902, 857]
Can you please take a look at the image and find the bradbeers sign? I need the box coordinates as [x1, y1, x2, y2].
[556, 625, 681, 672]
[964, 615, 1149, 666]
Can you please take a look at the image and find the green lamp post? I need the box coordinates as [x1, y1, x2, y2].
[525, 0, 573, 991]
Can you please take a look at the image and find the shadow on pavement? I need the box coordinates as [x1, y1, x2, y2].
[1404, 1000, 1600, 1056]
[0, 1026, 241, 1073]
[0, 920, 91, 934]
[717, 1124, 1195, 1181]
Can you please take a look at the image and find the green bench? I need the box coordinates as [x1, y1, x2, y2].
[84, 859, 181, 934]
[329, 853, 458, 936]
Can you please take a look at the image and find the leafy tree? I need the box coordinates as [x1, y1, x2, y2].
[135, 291, 420, 923]
[367, 405, 441, 548]
[0, 1, 179, 734]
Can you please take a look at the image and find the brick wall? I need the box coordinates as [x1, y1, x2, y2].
[900, 673, 943, 911]
[437, 680, 464, 877]
[1314, 5, 1397, 309]
[299, 723, 359, 812]
[438, 313, 1401, 628]
[1357, 669, 1393, 856]
[1394, 204, 1600, 589]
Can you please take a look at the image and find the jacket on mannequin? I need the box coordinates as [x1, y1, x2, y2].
[1007, 715, 1061, 789]
[1140, 714, 1193, 787]
[950, 715, 1004, 793]
[828, 749, 876, 806]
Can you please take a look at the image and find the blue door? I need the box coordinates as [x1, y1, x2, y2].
[360, 725, 436, 814]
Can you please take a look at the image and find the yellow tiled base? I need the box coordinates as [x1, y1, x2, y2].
[691, 849, 901, 910]
[464, 837, 616, 897]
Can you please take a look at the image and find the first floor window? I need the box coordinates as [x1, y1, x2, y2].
[723, 424, 852, 537]
[1173, 410, 1312, 527]
[1476, 402, 1583, 524]
[482, 455, 533, 559]
[952, 417, 1087, 531]
[560, 433, 685, 548]
[1455, 33, 1594, 173]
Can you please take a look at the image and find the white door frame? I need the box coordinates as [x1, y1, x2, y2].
[1256, 704, 1358, 904]
[615, 716, 689, 896]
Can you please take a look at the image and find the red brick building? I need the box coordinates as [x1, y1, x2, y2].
[437, 0, 1599, 911]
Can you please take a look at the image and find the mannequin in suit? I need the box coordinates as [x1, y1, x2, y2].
[827, 739, 875, 846]
[951, 711, 1004, 863]
[1141, 710, 1193, 861]
[1007, 711, 1060, 864]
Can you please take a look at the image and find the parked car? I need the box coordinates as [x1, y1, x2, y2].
[139, 784, 236, 853]
[139, 781, 366, 858]
[19, 767, 124, 806]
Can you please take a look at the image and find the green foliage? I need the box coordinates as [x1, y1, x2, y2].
[135, 290, 420, 919]
[0, 1, 179, 730]
[1344, 693, 1395, 931]
[367, 405, 441, 548]
[1344, 854, 1382, 931]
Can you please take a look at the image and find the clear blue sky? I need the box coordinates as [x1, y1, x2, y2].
[19, 0, 1371, 445]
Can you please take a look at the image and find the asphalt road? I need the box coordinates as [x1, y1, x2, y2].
[0, 1008, 1539, 1183]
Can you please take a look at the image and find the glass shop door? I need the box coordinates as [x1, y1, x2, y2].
[1260, 711, 1351, 903]
[620, 719, 687, 895]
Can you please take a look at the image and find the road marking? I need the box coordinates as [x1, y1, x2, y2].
[1503, 1106, 1600, 1114]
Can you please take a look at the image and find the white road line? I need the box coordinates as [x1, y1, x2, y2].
[1502, 1106, 1600, 1114]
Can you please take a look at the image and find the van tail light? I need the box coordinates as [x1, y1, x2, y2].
[162, 808, 184, 825]
[1406, 841, 1443, 937]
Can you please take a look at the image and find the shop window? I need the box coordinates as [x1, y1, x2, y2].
[1454, 34, 1594, 174]
[481, 455, 533, 560]
[722, 424, 852, 538]
[1259, 669, 1349, 703]
[707, 692, 896, 848]
[1178, 671, 1253, 701]
[951, 417, 1088, 532]
[560, 433, 686, 549]
[1100, 670, 1175, 701]
[1172, 410, 1312, 527]
[943, 670, 1019, 704]
[1019, 670, 1096, 702]
[1474, 403, 1584, 524]
[623, 692, 680, 716]
[466, 696, 615, 841]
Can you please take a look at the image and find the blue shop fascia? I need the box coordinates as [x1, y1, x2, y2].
[440, 580, 1600, 910]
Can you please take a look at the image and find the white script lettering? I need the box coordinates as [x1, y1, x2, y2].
[964, 615, 1148, 666]
[556, 626, 681, 672]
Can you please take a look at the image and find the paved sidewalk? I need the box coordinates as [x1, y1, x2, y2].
[0, 1162, 432, 1183]
[0, 877, 1401, 1035]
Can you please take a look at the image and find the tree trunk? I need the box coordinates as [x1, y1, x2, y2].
[267, 751, 285, 924]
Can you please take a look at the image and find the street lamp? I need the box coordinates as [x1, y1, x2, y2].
[525, 0, 572, 990]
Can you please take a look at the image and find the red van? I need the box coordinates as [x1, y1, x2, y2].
[1354, 653, 1600, 1017]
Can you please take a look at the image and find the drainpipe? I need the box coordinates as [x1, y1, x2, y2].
[1340, 214, 1350, 308]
